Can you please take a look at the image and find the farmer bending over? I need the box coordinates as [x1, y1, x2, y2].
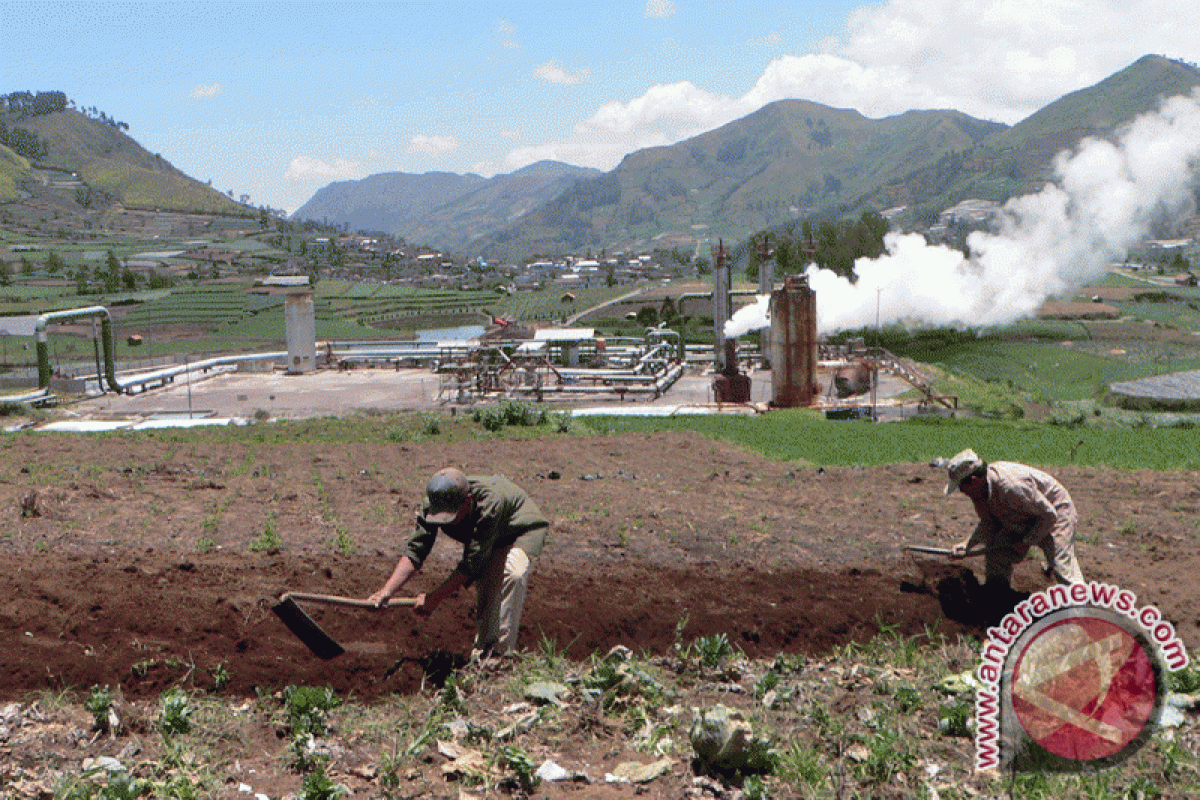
[945, 449, 1084, 600]
[368, 467, 548, 661]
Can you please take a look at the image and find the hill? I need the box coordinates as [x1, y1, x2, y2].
[865, 54, 1200, 214]
[481, 102, 1002, 259]
[292, 55, 1200, 261]
[292, 160, 600, 247]
[9, 108, 246, 215]
[0, 142, 29, 201]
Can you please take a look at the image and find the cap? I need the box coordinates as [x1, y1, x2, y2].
[425, 468, 469, 524]
[944, 448, 984, 495]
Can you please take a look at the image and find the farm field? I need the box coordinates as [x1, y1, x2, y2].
[1, 416, 1199, 798]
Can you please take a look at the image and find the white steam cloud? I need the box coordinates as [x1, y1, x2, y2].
[729, 90, 1200, 338]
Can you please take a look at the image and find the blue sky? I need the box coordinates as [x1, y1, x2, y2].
[4, 1, 1199, 214]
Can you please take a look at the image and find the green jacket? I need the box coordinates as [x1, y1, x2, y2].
[402, 474, 548, 584]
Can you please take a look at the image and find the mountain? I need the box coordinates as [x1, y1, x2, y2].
[9, 108, 246, 214]
[403, 161, 602, 249]
[293, 55, 1200, 260]
[863, 55, 1200, 215]
[293, 170, 486, 235]
[291, 160, 600, 245]
[479, 102, 1003, 259]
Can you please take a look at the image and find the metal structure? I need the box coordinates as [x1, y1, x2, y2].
[768, 275, 819, 408]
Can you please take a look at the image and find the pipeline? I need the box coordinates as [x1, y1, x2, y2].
[35, 306, 119, 394]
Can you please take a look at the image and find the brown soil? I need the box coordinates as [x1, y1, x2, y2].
[3, 430, 1198, 704]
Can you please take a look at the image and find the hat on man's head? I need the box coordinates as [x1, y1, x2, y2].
[425, 468, 469, 524]
[944, 448, 984, 495]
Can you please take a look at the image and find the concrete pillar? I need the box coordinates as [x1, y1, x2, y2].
[284, 290, 316, 374]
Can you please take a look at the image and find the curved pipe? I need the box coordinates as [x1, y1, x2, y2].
[35, 306, 119, 393]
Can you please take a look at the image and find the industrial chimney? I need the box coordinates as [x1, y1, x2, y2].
[768, 275, 818, 407]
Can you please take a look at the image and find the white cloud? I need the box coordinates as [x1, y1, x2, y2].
[644, 0, 676, 19]
[534, 59, 590, 85]
[190, 82, 223, 99]
[504, 0, 1200, 172]
[284, 155, 363, 181]
[406, 134, 459, 156]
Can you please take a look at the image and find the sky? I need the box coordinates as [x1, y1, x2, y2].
[3, 1, 1200, 216]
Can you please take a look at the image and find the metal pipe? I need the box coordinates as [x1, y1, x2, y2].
[35, 306, 119, 393]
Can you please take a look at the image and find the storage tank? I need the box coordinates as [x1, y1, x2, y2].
[768, 276, 818, 407]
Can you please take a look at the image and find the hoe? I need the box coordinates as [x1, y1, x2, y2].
[272, 592, 416, 660]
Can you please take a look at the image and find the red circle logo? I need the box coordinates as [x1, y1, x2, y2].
[1011, 616, 1157, 761]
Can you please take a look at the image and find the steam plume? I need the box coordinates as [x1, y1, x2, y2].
[746, 90, 1200, 336]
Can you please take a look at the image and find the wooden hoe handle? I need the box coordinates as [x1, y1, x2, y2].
[278, 592, 418, 608]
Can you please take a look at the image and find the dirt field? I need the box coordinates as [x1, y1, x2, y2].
[2, 425, 1198, 706]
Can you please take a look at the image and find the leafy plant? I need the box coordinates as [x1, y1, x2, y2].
[84, 684, 114, 732]
[893, 685, 921, 714]
[248, 512, 283, 552]
[694, 632, 736, 668]
[492, 745, 540, 794]
[298, 762, 347, 800]
[159, 687, 193, 735]
[939, 698, 973, 737]
[283, 684, 343, 737]
[210, 661, 230, 692]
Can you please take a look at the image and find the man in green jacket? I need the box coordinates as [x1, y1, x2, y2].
[368, 467, 548, 660]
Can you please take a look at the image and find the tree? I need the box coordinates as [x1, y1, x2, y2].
[103, 251, 122, 293]
[0, 262, 11, 286]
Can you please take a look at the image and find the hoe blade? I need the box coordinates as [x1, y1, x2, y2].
[272, 596, 345, 660]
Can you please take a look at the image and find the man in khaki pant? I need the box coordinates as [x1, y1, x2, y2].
[368, 468, 548, 661]
[945, 449, 1084, 602]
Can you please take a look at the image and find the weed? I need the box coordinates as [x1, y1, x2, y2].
[330, 524, 356, 555]
[852, 726, 917, 785]
[939, 698, 973, 737]
[693, 632, 737, 669]
[1168, 662, 1200, 693]
[492, 745, 540, 794]
[159, 687, 193, 736]
[248, 512, 283, 553]
[774, 740, 827, 790]
[1117, 520, 1138, 537]
[283, 685, 343, 738]
[298, 762, 347, 800]
[422, 416, 441, 435]
[210, 661, 230, 691]
[84, 684, 114, 732]
[893, 685, 921, 714]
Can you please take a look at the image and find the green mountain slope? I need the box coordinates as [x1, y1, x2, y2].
[404, 160, 601, 250]
[868, 55, 1200, 213]
[15, 109, 246, 214]
[0, 142, 29, 201]
[480, 101, 1003, 259]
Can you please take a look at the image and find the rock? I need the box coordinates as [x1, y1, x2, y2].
[609, 758, 674, 783]
[82, 756, 125, 773]
[524, 681, 570, 706]
[689, 704, 775, 775]
[934, 670, 981, 695]
[535, 759, 589, 782]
